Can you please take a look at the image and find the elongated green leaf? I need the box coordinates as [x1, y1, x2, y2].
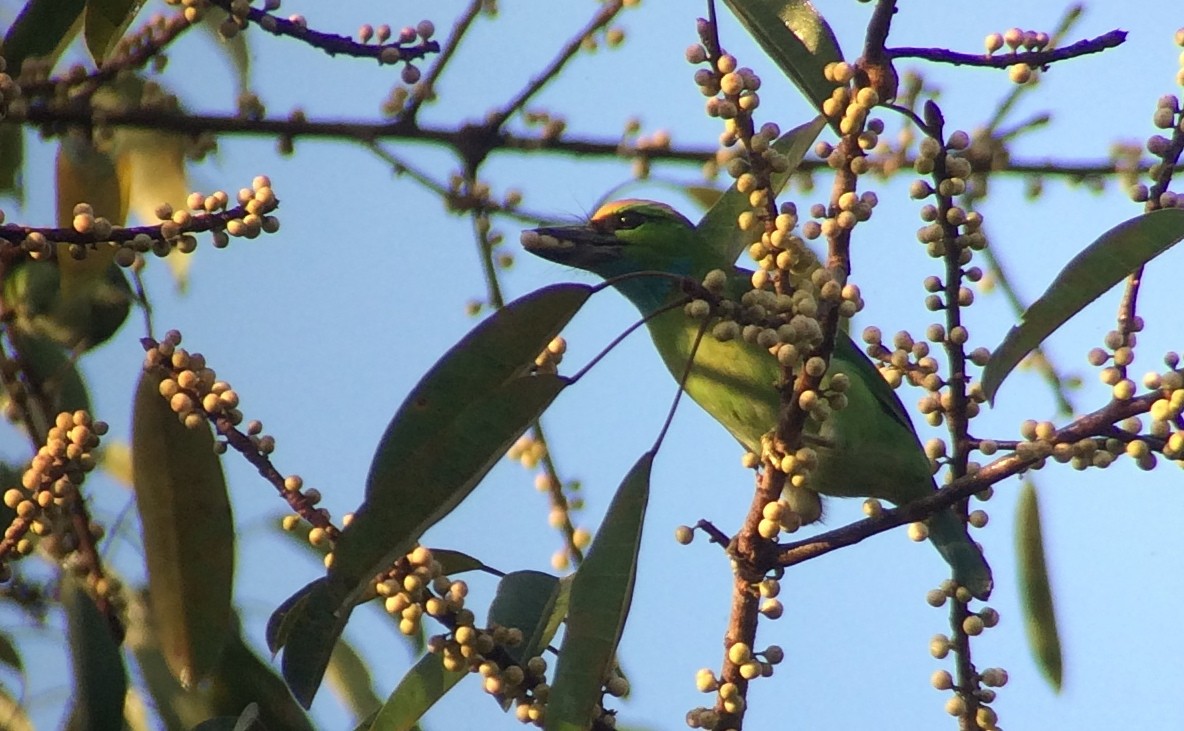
[275, 286, 589, 705]
[488, 570, 567, 710]
[431, 548, 493, 577]
[0, 0, 86, 72]
[982, 209, 1184, 403]
[369, 652, 467, 731]
[488, 571, 564, 668]
[0, 684, 33, 731]
[722, 0, 843, 112]
[326, 638, 382, 722]
[1016, 482, 1063, 692]
[697, 116, 827, 265]
[0, 125, 23, 204]
[201, 6, 251, 92]
[364, 284, 590, 504]
[0, 631, 21, 673]
[10, 332, 91, 417]
[132, 370, 235, 688]
[130, 595, 314, 731]
[281, 373, 569, 707]
[84, 0, 146, 63]
[546, 452, 653, 731]
[62, 576, 127, 731]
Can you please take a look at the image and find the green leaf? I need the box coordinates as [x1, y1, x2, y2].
[546, 452, 653, 731]
[62, 576, 127, 731]
[368, 652, 467, 731]
[487, 570, 569, 711]
[130, 598, 314, 731]
[363, 284, 591, 506]
[84, 0, 146, 63]
[1016, 482, 1063, 692]
[0, 125, 24, 204]
[488, 571, 565, 669]
[0, 0, 86, 72]
[273, 286, 589, 706]
[10, 331, 91, 417]
[280, 373, 569, 707]
[697, 116, 826, 265]
[326, 638, 382, 723]
[982, 209, 1184, 403]
[430, 548, 494, 577]
[200, 6, 251, 92]
[0, 631, 21, 673]
[0, 682, 33, 731]
[132, 370, 235, 688]
[265, 579, 317, 655]
[721, 0, 843, 112]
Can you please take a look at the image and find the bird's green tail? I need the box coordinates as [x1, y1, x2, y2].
[926, 507, 993, 600]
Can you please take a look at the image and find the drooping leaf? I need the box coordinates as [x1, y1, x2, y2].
[0, 125, 24, 204]
[430, 548, 495, 577]
[0, 631, 21, 673]
[191, 703, 267, 731]
[56, 129, 124, 289]
[97, 439, 133, 488]
[721, 0, 843, 112]
[326, 638, 383, 723]
[697, 116, 826, 265]
[546, 452, 653, 731]
[982, 208, 1184, 403]
[488, 571, 564, 668]
[363, 284, 591, 505]
[0, 0, 86, 72]
[84, 0, 147, 63]
[132, 370, 235, 688]
[62, 576, 127, 731]
[9, 331, 91, 420]
[201, 6, 251, 92]
[487, 570, 568, 710]
[275, 286, 589, 706]
[129, 596, 313, 731]
[0, 683, 33, 731]
[368, 652, 467, 731]
[281, 373, 568, 707]
[1016, 482, 1063, 692]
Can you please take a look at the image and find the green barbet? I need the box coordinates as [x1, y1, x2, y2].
[522, 199, 992, 599]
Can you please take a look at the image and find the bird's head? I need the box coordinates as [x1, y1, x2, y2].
[521, 199, 700, 281]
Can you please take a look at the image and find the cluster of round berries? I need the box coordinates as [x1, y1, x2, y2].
[371, 546, 557, 725]
[1132, 93, 1184, 208]
[144, 330, 242, 432]
[929, 612, 1008, 725]
[686, 642, 784, 727]
[983, 28, 1052, 85]
[862, 327, 987, 428]
[1, 410, 108, 581]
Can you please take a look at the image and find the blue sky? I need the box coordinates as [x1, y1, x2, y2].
[3, 1, 1184, 729]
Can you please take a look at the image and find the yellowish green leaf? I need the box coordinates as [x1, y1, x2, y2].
[1016, 482, 1063, 692]
[697, 116, 826, 265]
[132, 370, 235, 688]
[546, 452, 652, 731]
[369, 652, 467, 731]
[62, 576, 127, 730]
[84, 0, 147, 63]
[983, 209, 1184, 403]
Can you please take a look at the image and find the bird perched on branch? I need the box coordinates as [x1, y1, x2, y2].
[522, 199, 992, 599]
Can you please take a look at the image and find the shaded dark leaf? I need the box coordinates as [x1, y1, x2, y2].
[1016, 482, 1063, 692]
[132, 370, 235, 688]
[983, 209, 1184, 403]
[546, 452, 653, 731]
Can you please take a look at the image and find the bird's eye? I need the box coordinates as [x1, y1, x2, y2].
[613, 211, 646, 230]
